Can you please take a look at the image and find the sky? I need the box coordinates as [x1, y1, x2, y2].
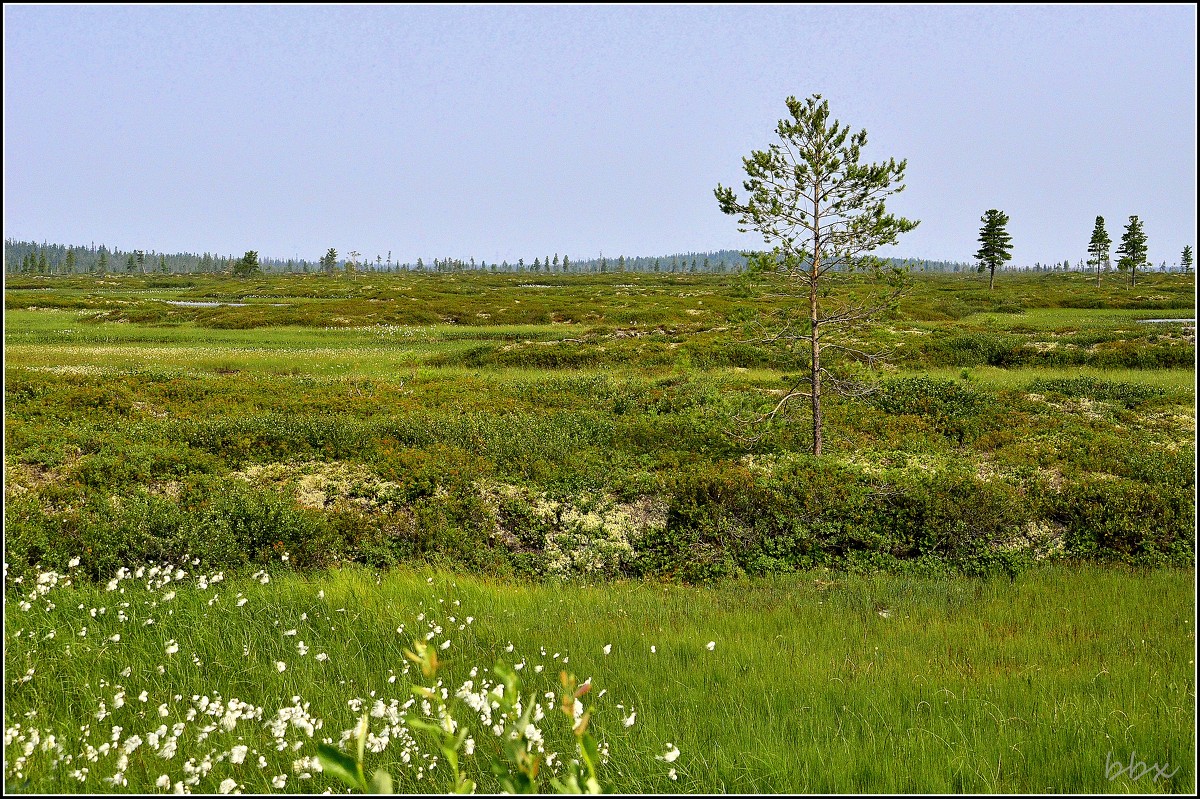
[3, 4, 1196, 267]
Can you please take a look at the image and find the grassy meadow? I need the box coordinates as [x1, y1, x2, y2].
[4, 268, 1197, 792]
[5, 564, 1195, 793]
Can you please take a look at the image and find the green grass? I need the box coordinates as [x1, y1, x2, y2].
[907, 366, 1197, 395]
[4, 564, 1194, 793]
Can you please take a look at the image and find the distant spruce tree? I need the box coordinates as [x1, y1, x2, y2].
[320, 248, 338, 274]
[1116, 215, 1148, 287]
[1181, 245, 1192, 274]
[96, 250, 108, 275]
[974, 209, 1012, 290]
[1087, 216, 1112, 287]
[234, 250, 261, 277]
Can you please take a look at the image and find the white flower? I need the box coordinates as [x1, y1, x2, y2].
[603, 644, 612, 655]
[650, 645, 656, 654]
[440, 640, 451, 650]
[284, 629, 297, 636]
[69, 557, 81, 568]
[156, 774, 171, 789]
[317, 590, 324, 599]
[315, 653, 329, 662]
[109, 634, 121, 642]
[276, 661, 287, 672]
[271, 775, 287, 789]
[165, 641, 179, 655]
[218, 777, 237, 793]
[230, 745, 248, 764]
[236, 598, 248, 607]
[622, 710, 637, 728]
[706, 641, 716, 651]
[659, 744, 681, 763]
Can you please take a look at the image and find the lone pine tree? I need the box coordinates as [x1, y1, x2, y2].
[1087, 216, 1111, 287]
[715, 93, 918, 457]
[1116, 215, 1148, 287]
[975, 210, 1012, 290]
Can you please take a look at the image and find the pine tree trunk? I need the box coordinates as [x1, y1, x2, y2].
[810, 252, 823, 457]
[989, 265, 995, 290]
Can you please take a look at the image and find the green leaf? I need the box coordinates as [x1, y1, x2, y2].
[317, 743, 365, 791]
[579, 733, 601, 778]
[356, 711, 370, 766]
[404, 716, 445, 737]
[370, 769, 394, 794]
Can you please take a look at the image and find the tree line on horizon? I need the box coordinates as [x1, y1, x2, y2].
[6, 239, 1062, 278]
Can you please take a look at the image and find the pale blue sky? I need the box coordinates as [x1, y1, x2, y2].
[3, 4, 1196, 266]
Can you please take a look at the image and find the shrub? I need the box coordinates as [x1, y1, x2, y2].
[1049, 476, 1195, 566]
[1026, 376, 1166, 408]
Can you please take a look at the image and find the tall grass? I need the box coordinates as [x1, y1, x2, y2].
[4, 564, 1193, 793]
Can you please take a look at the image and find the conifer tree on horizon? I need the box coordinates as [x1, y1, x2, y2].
[1181, 244, 1192, 274]
[974, 209, 1012, 290]
[1116, 215, 1148, 287]
[1087, 216, 1111, 287]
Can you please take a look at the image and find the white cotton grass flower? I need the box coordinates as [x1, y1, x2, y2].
[272, 775, 287, 789]
[156, 774, 171, 789]
[706, 641, 716, 651]
[219, 777, 237, 793]
[669, 767, 678, 780]
[659, 743, 681, 763]
[603, 644, 612, 655]
[165, 640, 179, 655]
[276, 661, 287, 672]
[622, 709, 637, 727]
[650, 645, 656, 654]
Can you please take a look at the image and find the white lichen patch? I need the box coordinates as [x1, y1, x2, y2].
[232, 461, 406, 511]
[998, 520, 1067, 560]
[481, 483, 667, 580]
